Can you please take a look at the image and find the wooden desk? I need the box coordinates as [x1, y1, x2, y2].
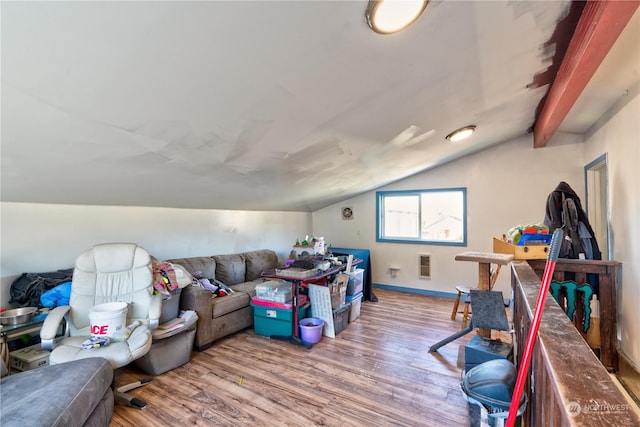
[455, 251, 514, 337]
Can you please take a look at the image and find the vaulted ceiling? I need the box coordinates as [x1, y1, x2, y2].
[2, 1, 638, 211]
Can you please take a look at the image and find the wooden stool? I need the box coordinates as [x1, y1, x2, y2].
[451, 285, 474, 328]
[451, 264, 510, 328]
[450, 262, 510, 329]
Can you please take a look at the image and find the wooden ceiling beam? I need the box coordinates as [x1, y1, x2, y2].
[533, 0, 639, 148]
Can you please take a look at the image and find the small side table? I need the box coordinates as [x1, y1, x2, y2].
[0, 317, 46, 368]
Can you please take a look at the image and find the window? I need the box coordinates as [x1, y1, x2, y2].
[376, 188, 467, 246]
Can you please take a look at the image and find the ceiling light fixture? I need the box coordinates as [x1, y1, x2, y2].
[365, 0, 429, 34]
[445, 125, 477, 142]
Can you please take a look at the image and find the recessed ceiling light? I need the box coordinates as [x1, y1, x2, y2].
[445, 125, 476, 142]
[365, 0, 429, 34]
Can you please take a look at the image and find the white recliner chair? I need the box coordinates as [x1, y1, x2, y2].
[40, 243, 162, 409]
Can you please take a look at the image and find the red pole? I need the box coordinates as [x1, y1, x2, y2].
[505, 229, 563, 427]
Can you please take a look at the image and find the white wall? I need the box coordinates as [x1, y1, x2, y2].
[314, 88, 640, 372]
[313, 133, 586, 296]
[583, 84, 640, 369]
[0, 203, 311, 307]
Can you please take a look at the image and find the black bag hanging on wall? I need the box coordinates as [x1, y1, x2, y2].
[544, 181, 601, 260]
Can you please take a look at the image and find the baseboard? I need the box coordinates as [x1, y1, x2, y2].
[194, 342, 213, 352]
[372, 283, 457, 299]
[618, 351, 640, 406]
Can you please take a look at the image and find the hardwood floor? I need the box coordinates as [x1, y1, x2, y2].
[111, 289, 481, 426]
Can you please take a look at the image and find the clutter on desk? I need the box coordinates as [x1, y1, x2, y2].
[506, 223, 549, 245]
[274, 267, 318, 279]
[275, 254, 334, 278]
[494, 223, 551, 260]
[291, 258, 331, 271]
[292, 235, 326, 256]
[283, 236, 358, 278]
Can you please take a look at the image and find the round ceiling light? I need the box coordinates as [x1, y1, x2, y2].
[365, 0, 429, 34]
[445, 125, 477, 142]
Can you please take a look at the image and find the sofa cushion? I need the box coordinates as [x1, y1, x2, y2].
[211, 292, 250, 318]
[244, 249, 279, 281]
[166, 256, 216, 280]
[231, 279, 266, 298]
[213, 254, 246, 285]
[0, 357, 113, 426]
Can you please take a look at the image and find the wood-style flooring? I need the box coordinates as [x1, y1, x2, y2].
[111, 288, 486, 426]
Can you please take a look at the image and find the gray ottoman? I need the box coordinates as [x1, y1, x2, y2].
[1, 357, 114, 426]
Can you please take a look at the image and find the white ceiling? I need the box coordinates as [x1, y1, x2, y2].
[2, 1, 639, 212]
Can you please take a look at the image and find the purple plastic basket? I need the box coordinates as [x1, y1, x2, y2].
[299, 317, 324, 344]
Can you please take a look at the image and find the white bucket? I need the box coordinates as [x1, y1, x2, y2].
[89, 302, 128, 338]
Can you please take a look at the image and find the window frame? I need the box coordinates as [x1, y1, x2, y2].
[376, 187, 467, 246]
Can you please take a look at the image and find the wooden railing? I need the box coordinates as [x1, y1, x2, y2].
[526, 258, 621, 371]
[511, 260, 638, 426]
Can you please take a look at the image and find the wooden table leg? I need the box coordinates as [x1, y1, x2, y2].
[477, 262, 491, 338]
[1, 338, 9, 369]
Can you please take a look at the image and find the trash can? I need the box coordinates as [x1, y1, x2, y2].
[461, 359, 527, 427]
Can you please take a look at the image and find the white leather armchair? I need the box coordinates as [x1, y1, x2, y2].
[40, 243, 162, 409]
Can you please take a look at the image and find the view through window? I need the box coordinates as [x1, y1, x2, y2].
[376, 188, 467, 245]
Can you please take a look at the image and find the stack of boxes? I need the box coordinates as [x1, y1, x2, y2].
[329, 273, 350, 335]
[345, 268, 364, 323]
[251, 280, 308, 337]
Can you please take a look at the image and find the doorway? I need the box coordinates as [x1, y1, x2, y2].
[584, 154, 609, 260]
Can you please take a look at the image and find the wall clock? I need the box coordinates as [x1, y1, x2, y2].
[341, 206, 354, 220]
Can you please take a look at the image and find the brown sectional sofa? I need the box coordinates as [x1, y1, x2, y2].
[167, 249, 279, 350]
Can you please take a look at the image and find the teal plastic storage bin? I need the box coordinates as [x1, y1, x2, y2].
[251, 302, 308, 337]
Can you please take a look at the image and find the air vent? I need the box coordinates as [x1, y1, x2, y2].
[419, 253, 431, 279]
